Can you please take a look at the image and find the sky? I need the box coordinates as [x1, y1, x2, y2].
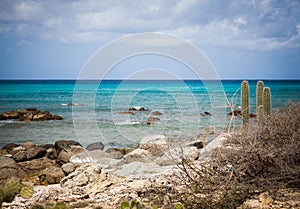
[0, 0, 300, 80]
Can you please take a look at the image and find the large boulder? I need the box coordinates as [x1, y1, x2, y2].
[54, 140, 82, 152]
[123, 148, 152, 163]
[39, 166, 65, 184]
[11, 144, 46, 162]
[56, 145, 85, 165]
[61, 163, 102, 187]
[0, 156, 27, 184]
[86, 142, 104, 151]
[17, 157, 56, 177]
[199, 133, 231, 160]
[139, 135, 168, 156]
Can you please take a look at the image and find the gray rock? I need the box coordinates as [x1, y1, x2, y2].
[113, 161, 167, 177]
[86, 142, 104, 151]
[199, 133, 231, 161]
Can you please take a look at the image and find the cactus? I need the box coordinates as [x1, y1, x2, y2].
[263, 87, 271, 115]
[256, 81, 264, 113]
[241, 80, 250, 125]
[257, 105, 264, 121]
[2, 178, 21, 202]
[120, 201, 130, 209]
[53, 202, 68, 209]
[20, 186, 34, 199]
[130, 200, 145, 209]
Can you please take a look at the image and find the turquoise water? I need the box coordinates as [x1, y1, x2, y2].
[0, 80, 299, 148]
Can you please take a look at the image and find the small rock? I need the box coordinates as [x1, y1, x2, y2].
[228, 110, 242, 116]
[151, 111, 163, 115]
[86, 142, 104, 151]
[117, 111, 135, 115]
[204, 111, 211, 116]
[129, 106, 147, 111]
[61, 163, 77, 175]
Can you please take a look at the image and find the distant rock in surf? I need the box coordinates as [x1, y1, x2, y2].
[0, 108, 63, 121]
[129, 106, 148, 111]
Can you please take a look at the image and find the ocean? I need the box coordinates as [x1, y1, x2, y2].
[0, 80, 299, 148]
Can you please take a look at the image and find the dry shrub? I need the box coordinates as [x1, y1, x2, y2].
[144, 102, 300, 208]
[221, 102, 300, 187]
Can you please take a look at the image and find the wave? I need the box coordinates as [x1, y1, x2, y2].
[115, 120, 141, 125]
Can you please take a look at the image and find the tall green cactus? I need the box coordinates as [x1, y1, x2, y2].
[256, 81, 264, 112]
[241, 80, 250, 125]
[263, 87, 271, 115]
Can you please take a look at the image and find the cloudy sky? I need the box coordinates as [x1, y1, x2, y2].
[0, 0, 300, 79]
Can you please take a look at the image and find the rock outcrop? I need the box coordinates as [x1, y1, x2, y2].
[0, 108, 63, 121]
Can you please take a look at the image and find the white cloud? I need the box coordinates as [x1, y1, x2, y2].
[0, 0, 299, 51]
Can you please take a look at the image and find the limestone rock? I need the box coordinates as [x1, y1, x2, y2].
[61, 163, 102, 187]
[61, 163, 77, 175]
[123, 148, 151, 163]
[139, 135, 168, 156]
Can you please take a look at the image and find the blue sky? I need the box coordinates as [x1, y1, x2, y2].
[0, 0, 300, 79]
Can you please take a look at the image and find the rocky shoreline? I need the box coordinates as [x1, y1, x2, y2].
[1, 133, 300, 208]
[0, 134, 212, 208]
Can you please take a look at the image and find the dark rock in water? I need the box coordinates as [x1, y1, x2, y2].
[228, 110, 242, 116]
[39, 166, 65, 184]
[117, 111, 135, 115]
[86, 142, 104, 151]
[204, 111, 212, 116]
[151, 111, 163, 116]
[147, 116, 160, 122]
[250, 113, 257, 118]
[54, 140, 82, 152]
[0, 108, 63, 121]
[0, 156, 27, 184]
[129, 106, 147, 111]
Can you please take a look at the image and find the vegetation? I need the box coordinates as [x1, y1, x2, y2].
[140, 102, 300, 208]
